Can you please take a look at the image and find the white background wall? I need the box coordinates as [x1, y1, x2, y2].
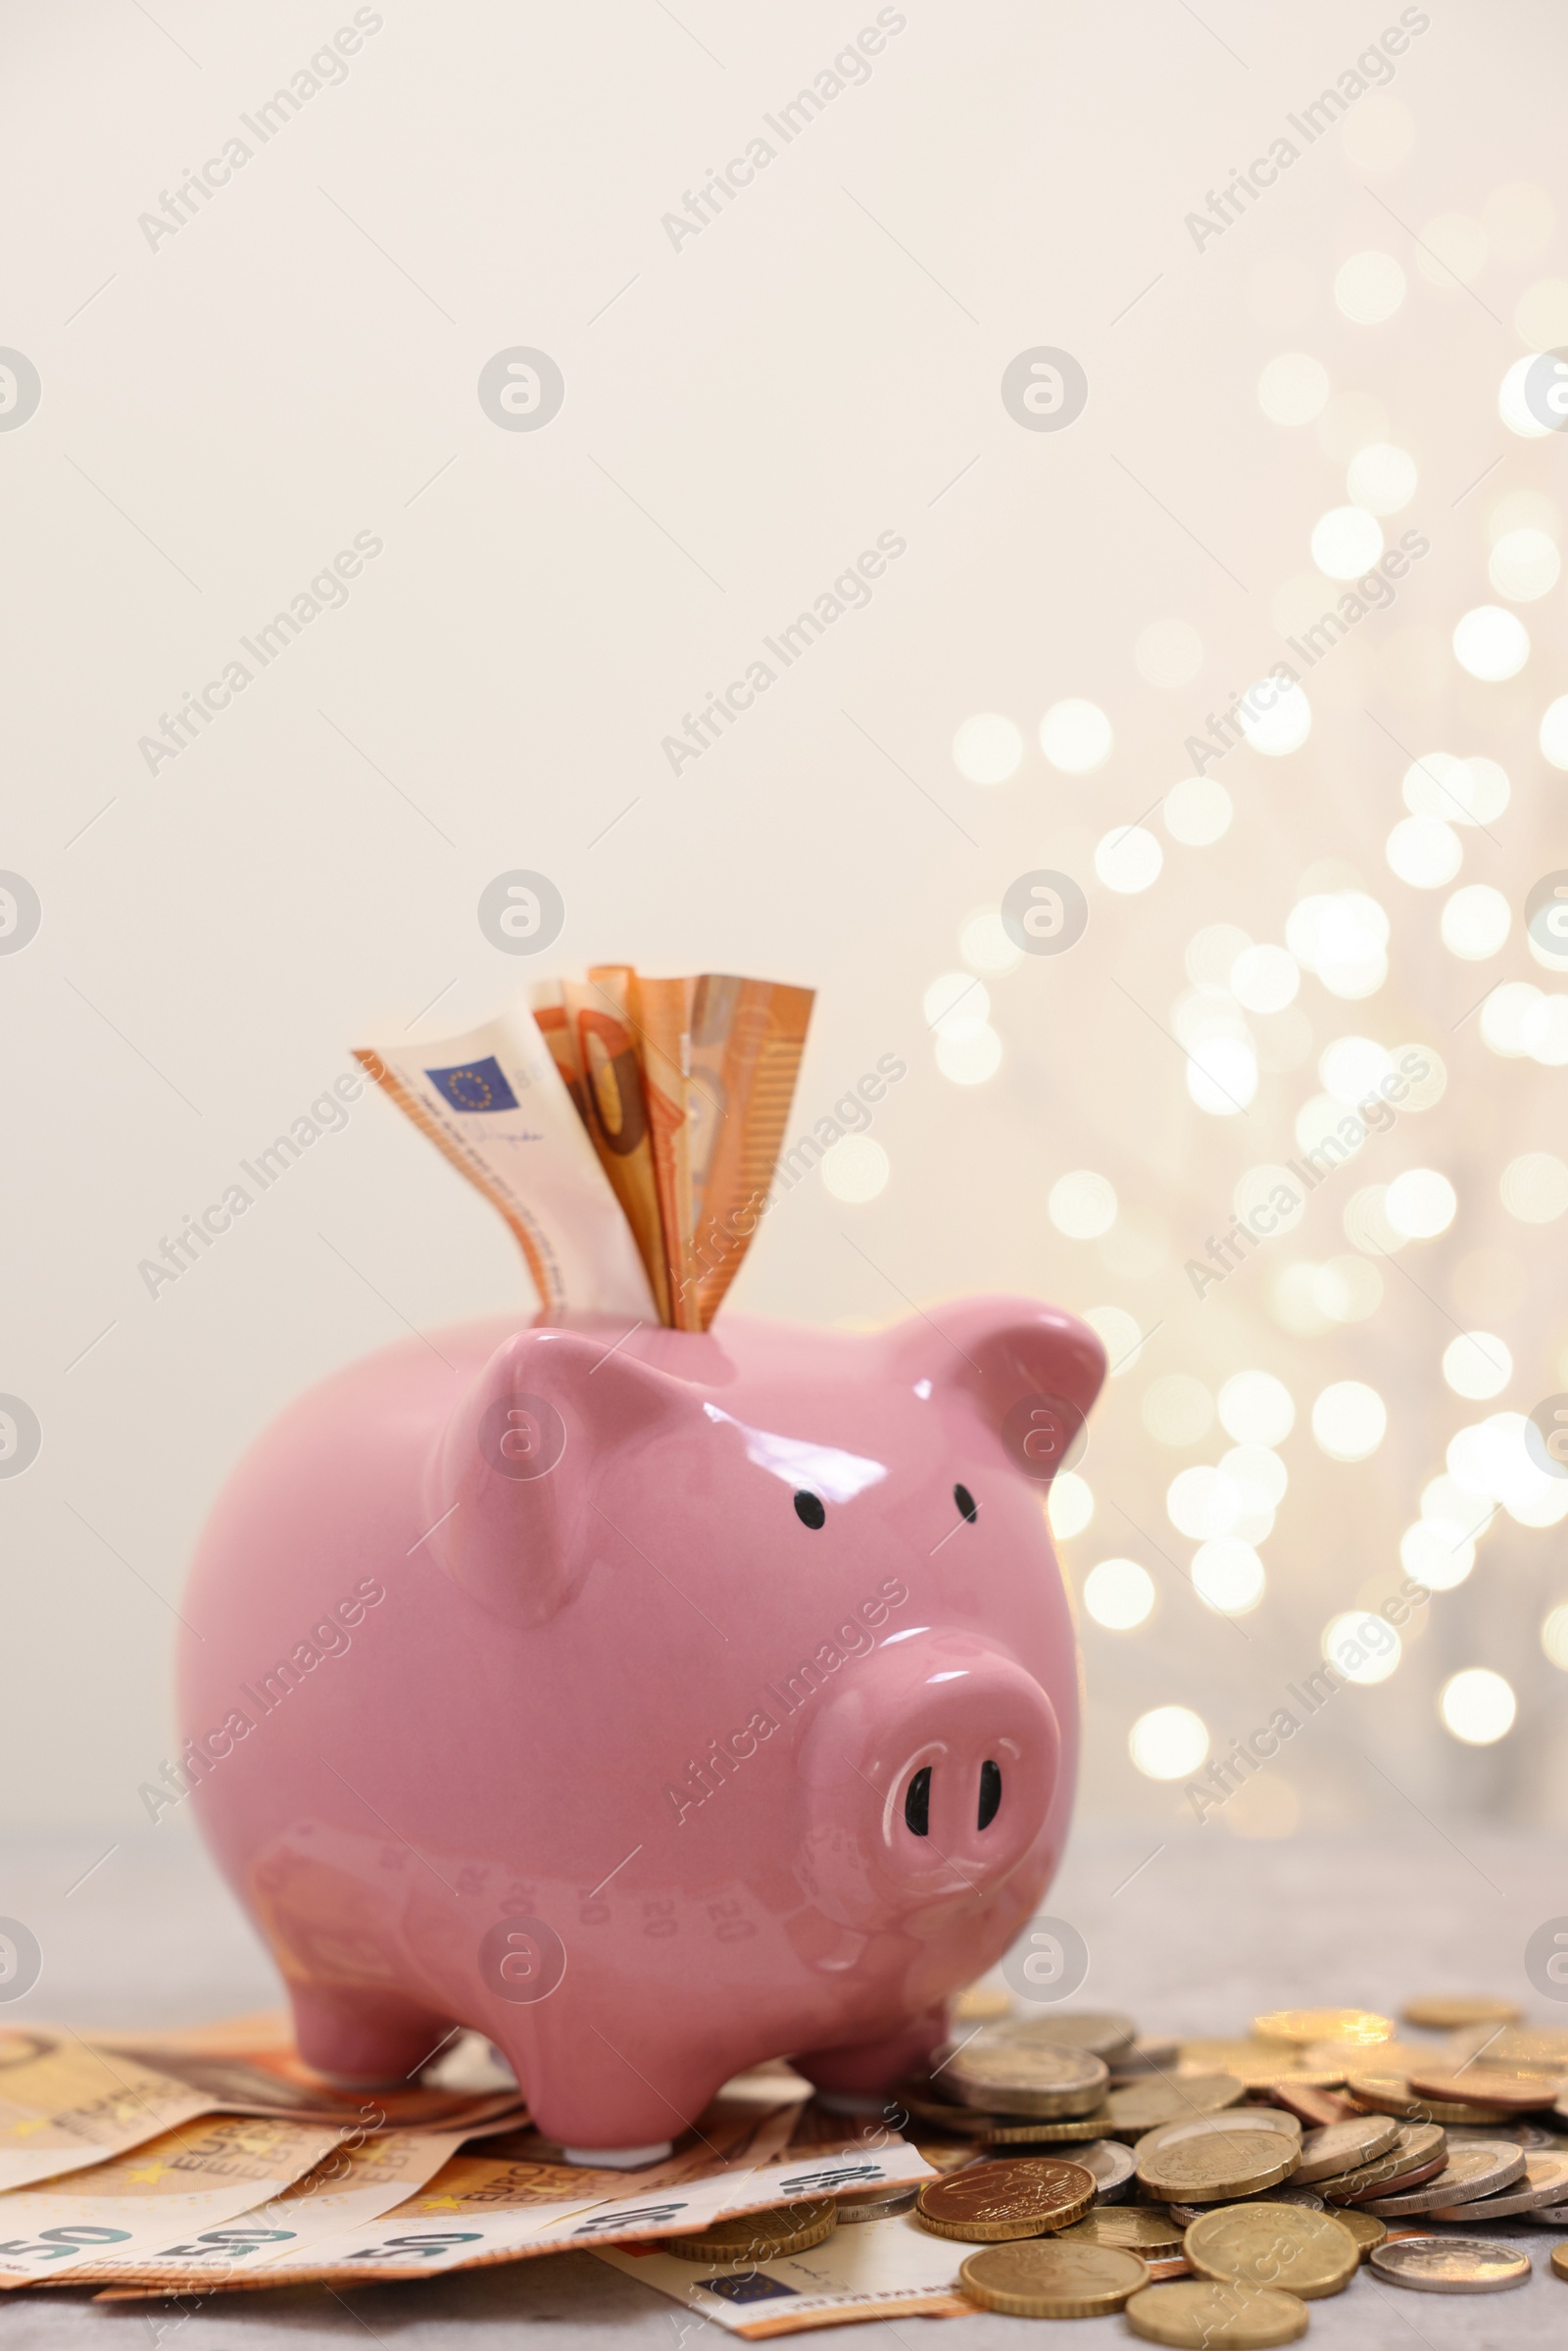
[3, 0, 1566, 1864]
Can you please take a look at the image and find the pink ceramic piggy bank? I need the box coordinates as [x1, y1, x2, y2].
[179, 1298, 1104, 2160]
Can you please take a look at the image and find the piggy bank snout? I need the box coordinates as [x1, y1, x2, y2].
[801, 1637, 1059, 1915]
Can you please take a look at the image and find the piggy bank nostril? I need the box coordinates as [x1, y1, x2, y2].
[904, 1766, 932, 1837]
[793, 1491, 826, 1530]
[977, 1758, 1002, 1830]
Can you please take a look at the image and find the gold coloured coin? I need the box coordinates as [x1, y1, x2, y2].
[952, 1983, 1011, 2022]
[1404, 2064, 1560, 2112]
[958, 2240, 1150, 2317]
[1165, 2186, 1322, 2227]
[1335, 2154, 1449, 2203]
[1184, 2203, 1358, 2301]
[1060, 2206, 1186, 2253]
[1293, 2114, 1399, 2180]
[1345, 2070, 1509, 2125]
[914, 2156, 1096, 2241]
[662, 2199, 838, 2263]
[1459, 2024, 1568, 2069]
[1552, 2243, 1568, 2282]
[1125, 2278, 1309, 2344]
[1270, 2082, 1352, 2128]
[1106, 2074, 1247, 2134]
[1252, 2009, 1394, 2050]
[945, 2038, 1110, 2118]
[1175, 2040, 1329, 2088]
[1112, 2036, 1181, 2080]
[1136, 2110, 1300, 2160]
[1401, 1993, 1520, 2032]
[983, 2110, 1118, 2143]
[992, 2010, 1136, 2059]
[893, 2081, 997, 2133]
[1138, 2131, 1299, 2204]
[1304, 2035, 1426, 2077]
[1330, 2207, 1387, 2257]
[1318, 2120, 1446, 2199]
[1368, 2234, 1532, 2294]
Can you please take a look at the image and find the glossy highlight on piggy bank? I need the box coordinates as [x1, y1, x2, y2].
[179, 1297, 1104, 2160]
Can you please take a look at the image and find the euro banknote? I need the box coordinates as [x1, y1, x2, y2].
[96, 2013, 525, 2132]
[595, 2207, 974, 2336]
[63, 2121, 482, 2293]
[532, 969, 813, 1329]
[0, 2114, 343, 2285]
[0, 2029, 220, 2193]
[98, 2138, 933, 2293]
[354, 998, 658, 1321]
[84, 2083, 806, 2295]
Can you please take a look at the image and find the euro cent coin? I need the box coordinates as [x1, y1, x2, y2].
[1331, 2207, 1388, 2256]
[1176, 2040, 1332, 2089]
[1106, 2074, 1247, 2134]
[945, 2038, 1109, 2117]
[1401, 1993, 1520, 2032]
[662, 2199, 838, 2262]
[983, 2110, 1118, 2143]
[1125, 2278, 1309, 2344]
[1293, 2114, 1399, 2180]
[1320, 2120, 1446, 2198]
[1184, 2204, 1359, 2300]
[914, 2156, 1096, 2240]
[992, 2010, 1135, 2059]
[1252, 2010, 1394, 2049]
[1369, 2234, 1532, 2293]
[1136, 2110, 1299, 2160]
[951, 1983, 1011, 2022]
[959, 2239, 1150, 2317]
[1404, 2065, 1561, 2112]
[1345, 2069, 1509, 2124]
[1060, 2206, 1187, 2254]
[1138, 2131, 1299, 2204]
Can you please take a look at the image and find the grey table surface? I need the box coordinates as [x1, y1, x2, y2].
[5, 1820, 1567, 2346]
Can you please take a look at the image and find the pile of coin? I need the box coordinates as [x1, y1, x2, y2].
[894, 1992, 1568, 2331]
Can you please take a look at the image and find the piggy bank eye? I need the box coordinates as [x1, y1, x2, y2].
[954, 1484, 978, 1524]
[793, 1491, 826, 1530]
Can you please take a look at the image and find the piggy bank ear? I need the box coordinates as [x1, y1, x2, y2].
[424, 1329, 686, 1627]
[881, 1295, 1106, 1483]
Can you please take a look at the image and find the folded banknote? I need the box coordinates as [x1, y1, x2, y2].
[359, 967, 812, 1329]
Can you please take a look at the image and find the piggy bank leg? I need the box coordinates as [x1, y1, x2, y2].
[288, 1983, 456, 2088]
[492, 2028, 697, 2167]
[792, 2004, 950, 2112]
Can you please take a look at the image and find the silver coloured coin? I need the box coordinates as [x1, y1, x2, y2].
[1369, 2235, 1531, 2294]
[1358, 2142, 1524, 2217]
[833, 2182, 918, 2224]
[1427, 2149, 1568, 2221]
[992, 2011, 1136, 2060]
[1072, 2138, 1136, 2200]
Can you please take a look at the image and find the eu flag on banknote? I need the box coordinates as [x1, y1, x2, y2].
[424, 1056, 519, 1114]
